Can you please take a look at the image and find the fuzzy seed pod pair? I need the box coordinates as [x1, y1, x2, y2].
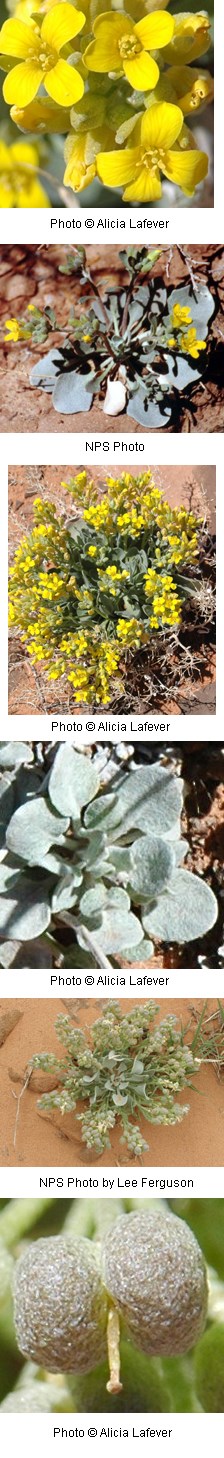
[14, 1212, 208, 1379]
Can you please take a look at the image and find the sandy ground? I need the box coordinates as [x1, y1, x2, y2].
[1, 244, 223, 434]
[0, 997, 223, 1169]
[8, 462, 216, 716]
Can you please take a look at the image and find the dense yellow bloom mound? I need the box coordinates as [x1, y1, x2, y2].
[9, 472, 203, 707]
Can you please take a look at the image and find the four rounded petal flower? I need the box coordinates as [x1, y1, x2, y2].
[84, 8, 174, 92]
[0, 4, 85, 107]
[97, 100, 208, 201]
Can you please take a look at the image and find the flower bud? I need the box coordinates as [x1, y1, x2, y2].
[14, 1235, 108, 1373]
[103, 1211, 208, 1357]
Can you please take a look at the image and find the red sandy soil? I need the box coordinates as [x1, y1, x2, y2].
[0, 997, 223, 1169]
[1, 244, 224, 434]
[8, 462, 216, 716]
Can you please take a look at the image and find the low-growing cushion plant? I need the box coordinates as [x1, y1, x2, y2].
[0, 741, 218, 969]
[29, 1000, 201, 1158]
[9, 468, 215, 708]
[5, 247, 215, 424]
[1, 1196, 223, 1413]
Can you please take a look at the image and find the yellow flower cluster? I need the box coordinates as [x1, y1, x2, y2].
[0, 2, 213, 206]
[9, 473, 202, 706]
[144, 570, 181, 628]
[167, 302, 207, 359]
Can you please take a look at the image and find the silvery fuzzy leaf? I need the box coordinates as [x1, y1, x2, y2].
[80, 884, 130, 922]
[151, 287, 167, 313]
[131, 1057, 144, 1075]
[0, 776, 15, 847]
[51, 875, 79, 914]
[135, 285, 150, 305]
[30, 349, 63, 392]
[167, 284, 214, 338]
[127, 390, 171, 428]
[0, 858, 22, 892]
[80, 883, 106, 919]
[112, 1092, 128, 1106]
[48, 745, 100, 818]
[98, 764, 183, 842]
[129, 835, 175, 901]
[105, 845, 131, 876]
[0, 878, 51, 940]
[160, 353, 201, 390]
[0, 743, 33, 768]
[143, 868, 218, 945]
[84, 792, 121, 834]
[53, 370, 94, 414]
[6, 797, 69, 864]
[0, 940, 21, 967]
[89, 906, 143, 954]
[128, 300, 145, 325]
[121, 939, 154, 962]
[173, 839, 189, 866]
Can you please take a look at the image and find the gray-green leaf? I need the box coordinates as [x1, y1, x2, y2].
[143, 869, 218, 944]
[48, 745, 100, 818]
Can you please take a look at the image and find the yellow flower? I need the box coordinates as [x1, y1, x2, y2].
[97, 101, 208, 201]
[10, 96, 70, 132]
[164, 13, 211, 66]
[4, 312, 26, 336]
[167, 64, 214, 116]
[0, 138, 49, 207]
[171, 303, 192, 326]
[84, 9, 174, 93]
[180, 327, 206, 360]
[0, 4, 85, 108]
[87, 545, 97, 557]
[64, 131, 98, 192]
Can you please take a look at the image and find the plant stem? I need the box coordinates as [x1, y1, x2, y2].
[55, 912, 113, 971]
[106, 1308, 123, 1395]
[0, 1198, 55, 1250]
[63, 1200, 96, 1239]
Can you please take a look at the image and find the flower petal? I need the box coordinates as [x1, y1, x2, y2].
[0, 180, 14, 206]
[140, 100, 183, 148]
[163, 145, 208, 194]
[3, 59, 42, 105]
[93, 13, 132, 42]
[123, 166, 162, 202]
[135, 11, 174, 50]
[45, 57, 84, 106]
[123, 50, 159, 91]
[97, 146, 139, 186]
[17, 179, 50, 206]
[11, 139, 38, 164]
[0, 17, 39, 57]
[41, 4, 85, 53]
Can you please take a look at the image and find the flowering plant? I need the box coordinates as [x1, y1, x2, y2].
[29, 1001, 200, 1157]
[9, 468, 208, 705]
[5, 246, 215, 426]
[0, 1, 213, 207]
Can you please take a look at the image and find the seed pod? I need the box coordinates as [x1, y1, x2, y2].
[14, 1235, 108, 1374]
[102, 1211, 208, 1357]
